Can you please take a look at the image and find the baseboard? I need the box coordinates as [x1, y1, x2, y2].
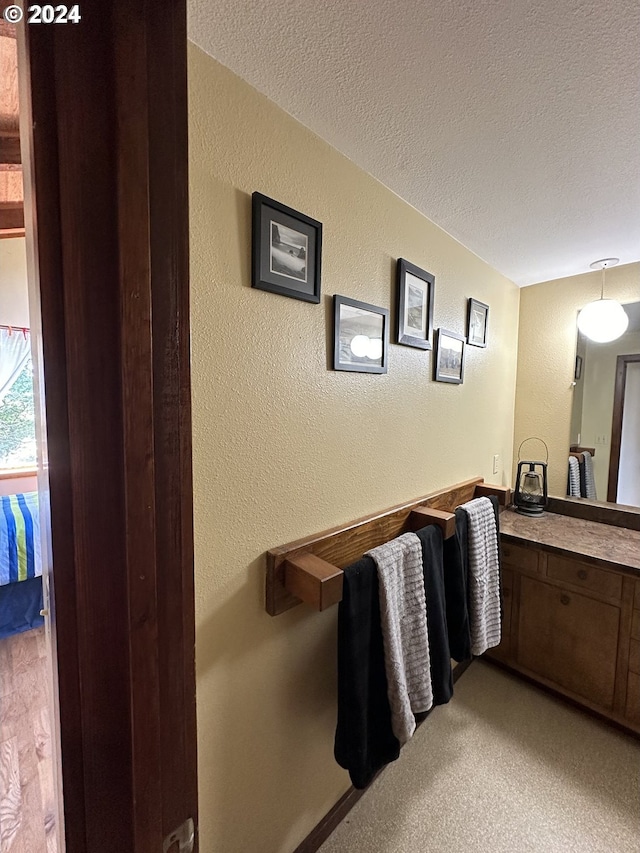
[292, 657, 474, 853]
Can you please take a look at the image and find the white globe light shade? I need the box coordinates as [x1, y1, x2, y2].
[350, 334, 370, 357]
[576, 299, 629, 343]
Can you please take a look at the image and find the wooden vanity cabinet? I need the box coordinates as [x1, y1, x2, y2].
[628, 583, 640, 725]
[487, 539, 640, 735]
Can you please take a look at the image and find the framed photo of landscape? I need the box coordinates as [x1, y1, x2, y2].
[333, 295, 389, 374]
[467, 297, 489, 347]
[396, 258, 434, 350]
[435, 328, 466, 384]
[251, 192, 322, 303]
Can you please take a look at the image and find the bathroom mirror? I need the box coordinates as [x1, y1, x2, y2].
[569, 301, 640, 507]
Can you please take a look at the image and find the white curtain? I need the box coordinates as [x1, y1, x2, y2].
[0, 328, 31, 402]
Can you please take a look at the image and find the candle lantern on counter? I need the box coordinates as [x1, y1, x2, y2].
[514, 438, 549, 516]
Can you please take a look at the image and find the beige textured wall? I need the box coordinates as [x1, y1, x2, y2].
[0, 237, 29, 326]
[189, 44, 520, 853]
[569, 333, 587, 445]
[514, 263, 640, 496]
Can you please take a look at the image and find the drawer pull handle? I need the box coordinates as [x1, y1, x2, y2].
[560, 594, 570, 605]
[577, 569, 588, 580]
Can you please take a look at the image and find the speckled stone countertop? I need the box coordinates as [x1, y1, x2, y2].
[499, 507, 640, 576]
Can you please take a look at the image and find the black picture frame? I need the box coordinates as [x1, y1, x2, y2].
[435, 328, 466, 384]
[333, 295, 389, 374]
[251, 192, 322, 303]
[396, 258, 435, 350]
[574, 354, 583, 380]
[467, 298, 489, 347]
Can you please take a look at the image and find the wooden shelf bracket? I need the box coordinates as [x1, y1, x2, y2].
[283, 552, 344, 611]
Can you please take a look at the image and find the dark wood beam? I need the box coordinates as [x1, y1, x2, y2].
[0, 200, 23, 229]
[0, 133, 20, 164]
[0, 20, 18, 39]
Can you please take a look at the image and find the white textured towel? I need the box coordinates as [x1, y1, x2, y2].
[568, 456, 581, 497]
[459, 497, 501, 656]
[366, 532, 432, 745]
[583, 451, 597, 500]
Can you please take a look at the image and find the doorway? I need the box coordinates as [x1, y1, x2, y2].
[608, 353, 640, 505]
[1, 17, 62, 850]
[2, 2, 198, 850]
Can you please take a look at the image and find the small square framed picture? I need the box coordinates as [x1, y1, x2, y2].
[251, 192, 322, 303]
[333, 295, 389, 374]
[396, 258, 435, 350]
[467, 298, 489, 347]
[435, 329, 466, 384]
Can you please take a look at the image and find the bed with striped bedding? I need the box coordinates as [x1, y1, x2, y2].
[0, 491, 44, 639]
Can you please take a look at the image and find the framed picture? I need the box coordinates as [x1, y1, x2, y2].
[396, 258, 435, 350]
[333, 295, 389, 374]
[574, 354, 583, 380]
[251, 192, 322, 303]
[467, 298, 489, 347]
[435, 329, 466, 384]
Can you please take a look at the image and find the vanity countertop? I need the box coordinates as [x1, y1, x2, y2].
[499, 507, 640, 577]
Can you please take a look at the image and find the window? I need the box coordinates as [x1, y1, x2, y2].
[0, 332, 37, 470]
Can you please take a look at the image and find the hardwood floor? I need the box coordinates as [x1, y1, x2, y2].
[0, 627, 58, 852]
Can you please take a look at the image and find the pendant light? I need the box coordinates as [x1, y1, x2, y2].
[576, 258, 629, 343]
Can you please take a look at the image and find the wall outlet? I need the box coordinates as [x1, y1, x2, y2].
[492, 454, 500, 475]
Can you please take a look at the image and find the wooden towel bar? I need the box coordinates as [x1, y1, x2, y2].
[570, 445, 595, 457]
[266, 477, 510, 616]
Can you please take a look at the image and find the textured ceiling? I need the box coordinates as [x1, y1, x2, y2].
[188, 0, 640, 286]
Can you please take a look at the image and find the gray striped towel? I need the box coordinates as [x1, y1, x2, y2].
[568, 456, 581, 497]
[583, 451, 597, 500]
[366, 532, 432, 745]
[458, 497, 501, 656]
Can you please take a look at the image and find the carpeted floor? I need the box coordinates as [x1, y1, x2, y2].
[318, 660, 640, 853]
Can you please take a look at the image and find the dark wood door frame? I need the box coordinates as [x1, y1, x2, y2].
[608, 353, 640, 503]
[17, 3, 197, 850]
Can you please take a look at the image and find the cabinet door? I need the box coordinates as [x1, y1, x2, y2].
[485, 567, 513, 662]
[627, 673, 640, 724]
[517, 576, 620, 709]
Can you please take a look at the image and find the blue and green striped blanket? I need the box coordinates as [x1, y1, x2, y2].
[0, 491, 42, 586]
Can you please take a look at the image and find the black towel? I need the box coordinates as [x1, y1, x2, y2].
[334, 555, 400, 789]
[578, 457, 587, 498]
[443, 508, 472, 662]
[335, 524, 455, 788]
[414, 524, 453, 706]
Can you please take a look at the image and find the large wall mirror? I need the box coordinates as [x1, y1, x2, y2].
[569, 301, 640, 507]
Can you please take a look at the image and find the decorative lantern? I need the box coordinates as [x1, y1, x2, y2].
[514, 438, 549, 516]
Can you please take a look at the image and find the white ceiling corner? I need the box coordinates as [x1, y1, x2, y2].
[188, 0, 640, 287]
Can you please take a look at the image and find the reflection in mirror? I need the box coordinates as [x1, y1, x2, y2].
[569, 302, 640, 507]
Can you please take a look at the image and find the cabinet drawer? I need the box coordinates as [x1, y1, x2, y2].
[630, 639, 640, 676]
[517, 575, 620, 709]
[501, 541, 538, 574]
[632, 610, 640, 642]
[546, 554, 622, 601]
[627, 672, 640, 724]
